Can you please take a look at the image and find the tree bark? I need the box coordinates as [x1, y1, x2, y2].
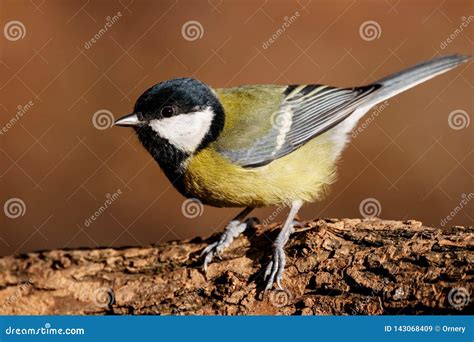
[0, 218, 472, 315]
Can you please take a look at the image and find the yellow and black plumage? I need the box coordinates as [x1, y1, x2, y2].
[114, 54, 470, 290]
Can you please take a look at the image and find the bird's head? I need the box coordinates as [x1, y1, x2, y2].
[114, 78, 225, 172]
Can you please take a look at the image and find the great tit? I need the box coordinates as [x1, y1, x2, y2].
[114, 54, 470, 290]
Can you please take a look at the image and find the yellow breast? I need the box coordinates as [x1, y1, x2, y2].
[183, 133, 338, 208]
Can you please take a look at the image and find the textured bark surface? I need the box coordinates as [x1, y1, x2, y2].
[0, 218, 472, 315]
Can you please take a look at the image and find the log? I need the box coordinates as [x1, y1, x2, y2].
[0, 218, 472, 315]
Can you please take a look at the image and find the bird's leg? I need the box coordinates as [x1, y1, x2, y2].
[264, 199, 303, 290]
[201, 207, 254, 271]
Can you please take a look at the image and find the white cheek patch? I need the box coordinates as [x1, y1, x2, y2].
[149, 107, 214, 153]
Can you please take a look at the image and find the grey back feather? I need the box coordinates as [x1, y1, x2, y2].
[218, 54, 470, 168]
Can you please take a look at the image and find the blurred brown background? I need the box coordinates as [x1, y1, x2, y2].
[0, 0, 472, 256]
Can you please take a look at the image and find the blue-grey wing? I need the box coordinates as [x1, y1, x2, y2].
[218, 84, 380, 168]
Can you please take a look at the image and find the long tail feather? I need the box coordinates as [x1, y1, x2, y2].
[368, 54, 471, 106]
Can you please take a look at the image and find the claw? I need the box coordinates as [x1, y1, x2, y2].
[203, 250, 215, 272]
[200, 217, 251, 272]
[291, 220, 302, 228]
[265, 265, 278, 290]
[263, 260, 273, 280]
[264, 244, 288, 290]
[200, 242, 218, 257]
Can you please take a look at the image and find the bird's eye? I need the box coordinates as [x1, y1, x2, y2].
[160, 106, 175, 118]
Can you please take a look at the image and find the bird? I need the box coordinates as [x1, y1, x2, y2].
[114, 54, 470, 290]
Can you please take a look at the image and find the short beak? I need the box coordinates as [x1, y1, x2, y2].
[114, 113, 141, 127]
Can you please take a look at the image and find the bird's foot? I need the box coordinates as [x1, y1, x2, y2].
[263, 244, 287, 290]
[201, 219, 248, 272]
[263, 221, 297, 290]
[291, 219, 302, 228]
